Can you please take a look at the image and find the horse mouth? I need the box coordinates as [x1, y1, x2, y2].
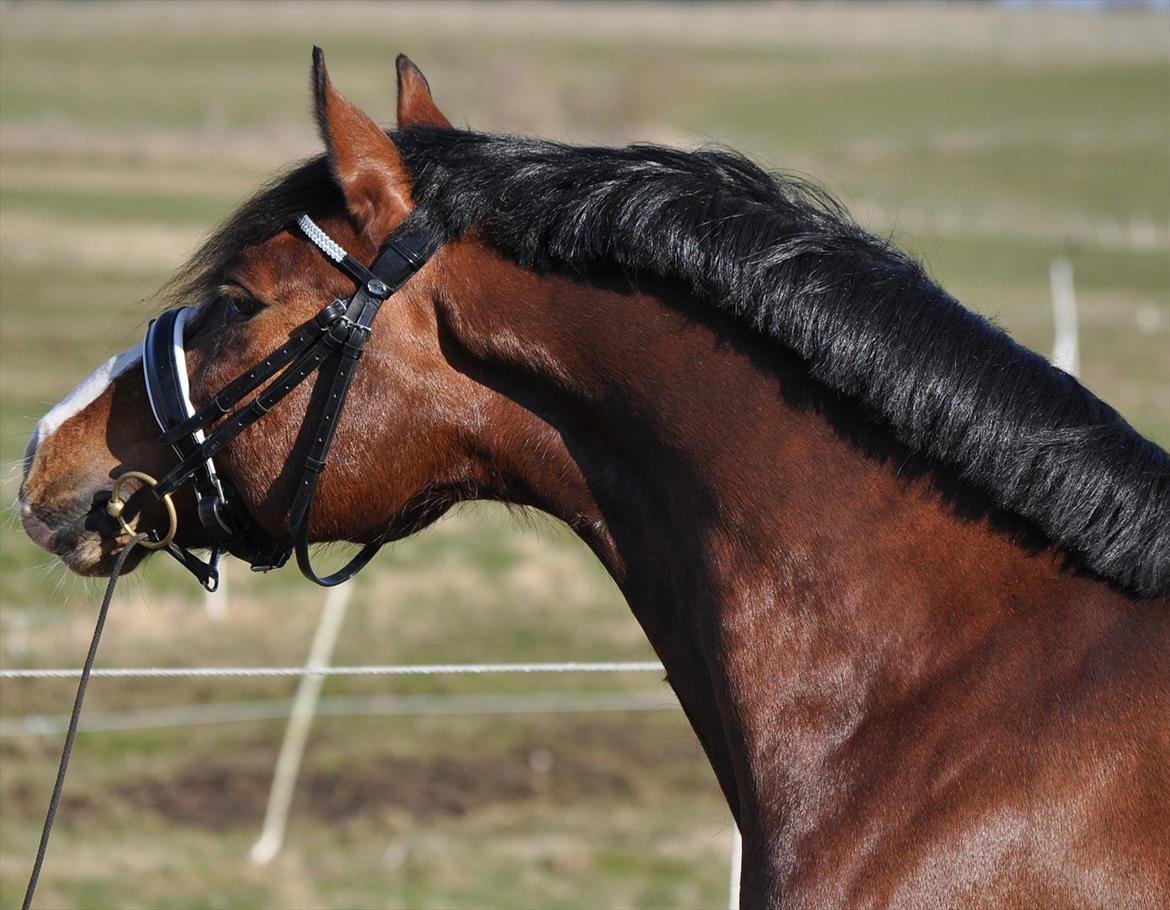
[19, 495, 148, 577]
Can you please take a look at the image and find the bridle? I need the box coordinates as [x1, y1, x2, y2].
[106, 212, 443, 590]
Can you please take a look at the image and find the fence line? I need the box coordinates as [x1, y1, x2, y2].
[0, 689, 684, 739]
[0, 661, 666, 680]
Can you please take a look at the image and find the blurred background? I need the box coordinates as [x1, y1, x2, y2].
[1, 2, 1167, 908]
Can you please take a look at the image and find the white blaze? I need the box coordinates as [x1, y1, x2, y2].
[27, 345, 143, 461]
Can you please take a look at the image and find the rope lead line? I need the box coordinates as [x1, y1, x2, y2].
[22, 534, 145, 910]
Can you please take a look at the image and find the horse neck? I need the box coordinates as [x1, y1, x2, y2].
[436, 242, 1120, 864]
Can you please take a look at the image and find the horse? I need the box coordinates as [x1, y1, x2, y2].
[18, 49, 1169, 909]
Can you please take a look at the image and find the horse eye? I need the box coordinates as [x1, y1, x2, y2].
[225, 294, 264, 319]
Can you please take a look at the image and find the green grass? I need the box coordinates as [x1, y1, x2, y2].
[1, 3, 1167, 908]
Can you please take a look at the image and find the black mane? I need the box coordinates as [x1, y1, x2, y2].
[173, 127, 1170, 597]
[394, 127, 1169, 597]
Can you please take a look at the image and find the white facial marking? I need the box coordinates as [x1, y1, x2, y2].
[27, 344, 143, 461]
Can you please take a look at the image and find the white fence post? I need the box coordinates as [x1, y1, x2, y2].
[728, 824, 742, 910]
[204, 558, 227, 621]
[1050, 258, 1080, 377]
[248, 583, 353, 865]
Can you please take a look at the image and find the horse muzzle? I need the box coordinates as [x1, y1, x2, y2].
[18, 492, 142, 577]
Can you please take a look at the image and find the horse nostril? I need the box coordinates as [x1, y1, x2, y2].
[20, 504, 57, 553]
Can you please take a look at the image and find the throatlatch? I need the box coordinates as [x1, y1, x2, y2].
[110, 212, 443, 589]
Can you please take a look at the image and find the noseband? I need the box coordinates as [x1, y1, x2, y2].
[108, 213, 443, 589]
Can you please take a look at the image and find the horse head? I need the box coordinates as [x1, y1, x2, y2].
[19, 51, 499, 581]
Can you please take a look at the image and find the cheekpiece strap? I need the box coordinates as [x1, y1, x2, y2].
[288, 211, 443, 586]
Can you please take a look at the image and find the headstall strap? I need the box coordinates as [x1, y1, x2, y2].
[134, 211, 443, 588]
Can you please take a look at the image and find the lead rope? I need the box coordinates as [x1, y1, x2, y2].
[21, 533, 146, 910]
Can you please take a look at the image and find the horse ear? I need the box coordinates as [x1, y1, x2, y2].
[396, 54, 452, 129]
[312, 46, 410, 241]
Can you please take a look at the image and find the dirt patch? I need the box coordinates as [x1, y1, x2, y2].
[118, 753, 538, 831]
[84, 717, 713, 832]
[4, 780, 101, 824]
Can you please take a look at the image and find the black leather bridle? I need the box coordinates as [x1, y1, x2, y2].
[112, 213, 443, 590]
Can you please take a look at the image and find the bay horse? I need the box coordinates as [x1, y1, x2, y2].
[18, 50, 1169, 908]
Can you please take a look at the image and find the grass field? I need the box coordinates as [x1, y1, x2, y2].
[1, 3, 1168, 908]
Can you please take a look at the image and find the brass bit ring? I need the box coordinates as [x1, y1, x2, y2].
[107, 471, 178, 550]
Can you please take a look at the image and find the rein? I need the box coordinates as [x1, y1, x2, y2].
[110, 212, 443, 588]
[20, 534, 146, 910]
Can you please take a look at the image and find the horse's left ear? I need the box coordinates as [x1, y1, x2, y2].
[312, 46, 410, 242]
[396, 54, 452, 129]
